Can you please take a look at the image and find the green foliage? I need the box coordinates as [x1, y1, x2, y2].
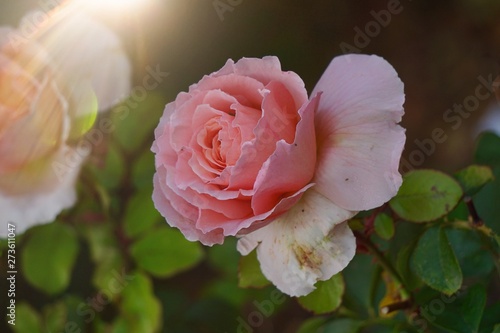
[446, 228, 495, 278]
[207, 237, 240, 277]
[42, 301, 68, 333]
[410, 225, 462, 295]
[474, 132, 500, 234]
[21, 223, 80, 295]
[119, 271, 162, 333]
[474, 132, 500, 166]
[390, 170, 463, 222]
[12, 303, 42, 333]
[297, 317, 329, 333]
[297, 274, 345, 314]
[454, 164, 494, 196]
[238, 250, 270, 288]
[112, 92, 166, 152]
[87, 143, 125, 190]
[130, 227, 204, 278]
[123, 187, 162, 238]
[374, 213, 395, 240]
[422, 284, 486, 333]
[317, 318, 363, 333]
[6, 91, 500, 333]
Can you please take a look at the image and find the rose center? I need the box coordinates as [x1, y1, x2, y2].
[196, 113, 243, 174]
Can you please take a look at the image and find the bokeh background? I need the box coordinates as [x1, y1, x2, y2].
[3, 0, 499, 169]
[1, 0, 500, 332]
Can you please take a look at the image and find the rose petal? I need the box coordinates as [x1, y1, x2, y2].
[153, 166, 225, 245]
[228, 81, 302, 190]
[30, 11, 131, 112]
[231, 57, 308, 109]
[311, 54, 405, 211]
[196, 72, 265, 109]
[237, 189, 356, 296]
[0, 78, 68, 172]
[251, 94, 319, 215]
[0, 146, 82, 237]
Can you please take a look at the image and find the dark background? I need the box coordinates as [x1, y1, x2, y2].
[2, 0, 500, 171]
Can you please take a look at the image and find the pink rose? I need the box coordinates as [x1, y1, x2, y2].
[152, 55, 405, 296]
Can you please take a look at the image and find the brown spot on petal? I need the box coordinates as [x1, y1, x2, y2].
[292, 244, 322, 271]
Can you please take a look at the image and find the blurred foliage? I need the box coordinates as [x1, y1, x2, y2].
[6, 124, 498, 333]
[0, 92, 498, 333]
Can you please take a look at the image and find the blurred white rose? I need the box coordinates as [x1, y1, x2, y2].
[0, 11, 131, 236]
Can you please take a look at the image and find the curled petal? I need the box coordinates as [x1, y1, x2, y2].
[311, 54, 405, 211]
[237, 190, 356, 296]
[252, 94, 319, 215]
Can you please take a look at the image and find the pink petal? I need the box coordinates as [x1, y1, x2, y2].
[251, 94, 319, 215]
[228, 81, 302, 190]
[311, 54, 405, 211]
[153, 167, 225, 246]
[232, 57, 309, 109]
[237, 190, 356, 296]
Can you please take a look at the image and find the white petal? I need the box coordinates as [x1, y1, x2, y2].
[26, 11, 131, 112]
[0, 146, 84, 237]
[311, 54, 405, 211]
[237, 189, 357, 297]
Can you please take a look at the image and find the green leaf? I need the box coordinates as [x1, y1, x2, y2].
[12, 303, 42, 333]
[130, 227, 204, 278]
[342, 254, 378, 317]
[21, 223, 79, 295]
[410, 225, 462, 295]
[479, 301, 500, 333]
[446, 228, 494, 278]
[374, 213, 395, 240]
[321, 318, 364, 333]
[297, 317, 329, 333]
[390, 170, 463, 222]
[447, 200, 470, 221]
[474, 132, 500, 166]
[123, 188, 162, 238]
[460, 285, 487, 332]
[297, 274, 345, 314]
[82, 224, 126, 296]
[81, 224, 117, 262]
[238, 250, 270, 288]
[60, 296, 87, 332]
[395, 241, 422, 291]
[42, 301, 67, 333]
[493, 325, 500, 333]
[92, 249, 125, 297]
[425, 284, 486, 333]
[455, 165, 495, 196]
[113, 92, 167, 152]
[119, 272, 162, 333]
[474, 166, 500, 235]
